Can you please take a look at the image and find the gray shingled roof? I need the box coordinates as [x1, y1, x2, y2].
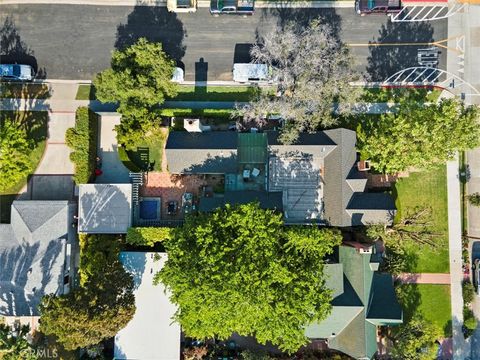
[166, 132, 238, 174]
[0, 201, 68, 317]
[166, 129, 396, 226]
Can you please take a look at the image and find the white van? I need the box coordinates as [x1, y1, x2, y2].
[233, 63, 270, 83]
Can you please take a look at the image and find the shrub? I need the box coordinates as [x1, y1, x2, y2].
[463, 307, 477, 338]
[468, 192, 480, 207]
[65, 107, 98, 184]
[462, 281, 475, 305]
[126, 227, 172, 247]
[160, 108, 234, 119]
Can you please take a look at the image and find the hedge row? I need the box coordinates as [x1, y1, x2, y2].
[126, 227, 172, 247]
[65, 107, 98, 184]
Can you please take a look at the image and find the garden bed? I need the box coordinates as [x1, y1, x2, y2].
[119, 126, 168, 172]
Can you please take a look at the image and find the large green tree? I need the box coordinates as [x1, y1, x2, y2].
[155, 203, 342, 353]
[237, 20, 361, 144]
[39, 235, 135, 350]
[0, 118, 32, 192]
[358, 98, 480, 174]
[389, 314, 441, 360]
[94, 38, 178, 149]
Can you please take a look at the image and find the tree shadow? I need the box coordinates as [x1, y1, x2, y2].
[394, 282, 421, 324]
[115, 3, 186, 63]
[366, 21, 435, 82]
[259, 7, 343, 43]
[0, 16, 47, 79]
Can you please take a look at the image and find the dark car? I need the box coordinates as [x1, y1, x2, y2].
[474, 258, 480, 295]
[210, 0, 254, 16]
[355, 0, 401, 15]
[0, 64, 35, 81]
[167, 201, 178, 216]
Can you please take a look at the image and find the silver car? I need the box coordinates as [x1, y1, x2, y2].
[0, 64, 35, 81]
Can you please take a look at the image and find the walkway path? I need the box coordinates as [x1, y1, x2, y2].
[446, 155, 469, 359]
[394, 273, 452, 284]
[1, 98, 399, 114]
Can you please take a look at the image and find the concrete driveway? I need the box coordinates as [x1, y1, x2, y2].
[34, 112, 75, 174]
[96, 112, 130, 184]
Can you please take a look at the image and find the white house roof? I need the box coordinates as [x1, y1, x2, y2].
[114, 252, 180, 360]
[78, 184, 132, 234]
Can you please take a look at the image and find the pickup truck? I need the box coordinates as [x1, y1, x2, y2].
[210, 0, 254, 16]
[355, 0, 402, 15]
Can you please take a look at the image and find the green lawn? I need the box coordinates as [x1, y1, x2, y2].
[120, 126, 167, 172]
[393, 165, 449, 273]
[397, 284, 452, 337]
[75, 84, 268, 102]
[0, 111, 48, 223]
[0, 82, 50, 99]
[170, 85, 265, 102]
[75, 84, 96, 100]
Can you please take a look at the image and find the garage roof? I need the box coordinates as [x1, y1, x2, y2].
[78, 184, 132, 234]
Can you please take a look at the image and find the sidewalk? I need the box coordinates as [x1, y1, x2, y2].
[394, 273, 452, 284]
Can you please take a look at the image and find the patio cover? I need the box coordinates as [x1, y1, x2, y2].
[237, 133, 268, 164]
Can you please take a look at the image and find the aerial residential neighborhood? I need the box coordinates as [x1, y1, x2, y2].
[0, 0, 480, 359]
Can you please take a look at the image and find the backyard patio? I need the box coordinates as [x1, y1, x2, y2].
[141, 173, 224, 220]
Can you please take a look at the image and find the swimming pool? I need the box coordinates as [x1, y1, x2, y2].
[139, 198, 161, 220]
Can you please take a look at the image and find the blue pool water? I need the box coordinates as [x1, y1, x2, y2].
[139, 199, 159, 220]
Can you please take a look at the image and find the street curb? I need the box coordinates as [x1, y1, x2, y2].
[0, 0, 355, 7]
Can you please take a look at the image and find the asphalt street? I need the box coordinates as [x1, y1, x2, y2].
[0, 5, 447, 81]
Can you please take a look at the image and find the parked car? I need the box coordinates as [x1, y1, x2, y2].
[167, 201, 178, 215]
[355, 0, 402, 15]
[0, 64, 35, 81]
[210, 0, 254, 16]
[474, 258, 480, 295]
[233, 63, 270, 83]
[167, 0, 197, 12]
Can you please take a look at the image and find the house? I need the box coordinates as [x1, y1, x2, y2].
[78, 184, 132, 234]
[114, 252, 181, 360]
[165, 129, 395, 226]
[305, 243, 403, 360]
[0, 201, 73, 331]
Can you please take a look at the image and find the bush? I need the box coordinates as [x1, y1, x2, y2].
[160, 108, 234, 119]
[468, 192, 480, 207]
[241, 350, 271, 360]
[462, 281, 475, 305]
[65, 107, 98, 184]
[463, 307, 477, 338]
[126, 227, 172, 247]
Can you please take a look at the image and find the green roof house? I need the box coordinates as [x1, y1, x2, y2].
[306, 243, 403, 359]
